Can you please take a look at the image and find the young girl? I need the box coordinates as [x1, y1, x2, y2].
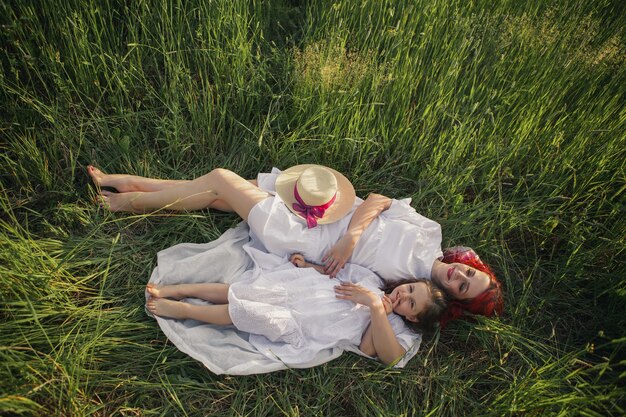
[147, 253, 447, 367]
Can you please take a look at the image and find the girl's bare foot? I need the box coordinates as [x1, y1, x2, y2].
[146, 297, 189, 319]
[87, 165, 137, 192]
[146, 283, 184, 300]
[100, 190, 144, 213]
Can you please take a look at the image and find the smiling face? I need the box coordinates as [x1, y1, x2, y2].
[389, 282, 431, 322]
[432, 261, 491, 300]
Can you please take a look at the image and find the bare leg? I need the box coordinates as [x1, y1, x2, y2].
[87, 165, 188, 192]
[101, 168, 269, 219]
[146, 298, 232, 325]
[88, 165, 257, 212]
[146, 283, 229, 304]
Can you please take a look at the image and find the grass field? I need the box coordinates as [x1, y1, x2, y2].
[1, 0, 625, 415]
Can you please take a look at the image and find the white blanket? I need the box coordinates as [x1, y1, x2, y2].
[146, 223, 359, 375]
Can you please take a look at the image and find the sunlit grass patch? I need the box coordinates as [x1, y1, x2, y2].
[500, 8, 625, 70]
[293, 41, 389, 92]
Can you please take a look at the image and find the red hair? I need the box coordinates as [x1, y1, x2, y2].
[438, 246, 504, 328]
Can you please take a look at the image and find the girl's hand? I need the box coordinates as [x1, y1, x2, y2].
[323, 233, 357, 277]
[335, 282, 386, 311]
[290, 253, 306, 268]
[381, 294, 393, 315]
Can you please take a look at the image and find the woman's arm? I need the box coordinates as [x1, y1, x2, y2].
[323, 193, 392, 277]
[335, 282, 406, 365]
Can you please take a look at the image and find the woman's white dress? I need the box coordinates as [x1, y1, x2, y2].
[146, 167, 442, 375]
[252, 168, 443, 280]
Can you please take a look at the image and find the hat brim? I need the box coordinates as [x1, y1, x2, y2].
[275, 164, 356, 225]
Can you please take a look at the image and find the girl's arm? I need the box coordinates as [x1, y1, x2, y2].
[358, 324, 376, 357]
[366, 300, 407, 365]
[335, 282, 406, 365]
[290, 254, 326, 275]
[323, 193, 392, 277]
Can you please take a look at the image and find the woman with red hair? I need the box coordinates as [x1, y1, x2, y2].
[319, 193, 504, 328]
[436, 246, 504, 327]
[88, 165, 504, 328]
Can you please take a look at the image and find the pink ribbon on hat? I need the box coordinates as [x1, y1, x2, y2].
[292, 184, 336, 229]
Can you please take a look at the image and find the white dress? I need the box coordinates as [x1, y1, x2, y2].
[147, 223, 420, 375]
[228, 261, 420, 366]
[251, 168, 443, 281]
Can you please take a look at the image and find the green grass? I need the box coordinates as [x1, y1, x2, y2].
[1, 0, 624, 415]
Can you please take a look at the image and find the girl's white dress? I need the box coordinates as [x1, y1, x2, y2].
[146, 168, 442, 375]
[228, 261, 418, 367]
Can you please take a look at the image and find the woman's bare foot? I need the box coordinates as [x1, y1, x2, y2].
[146, 283, 185, 300]
[146, 297, 189, 319]
[100, 190, 144, 213]
[88, 165, 140, 192]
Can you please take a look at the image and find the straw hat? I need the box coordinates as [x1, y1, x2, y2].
[275, 164, 356, 228]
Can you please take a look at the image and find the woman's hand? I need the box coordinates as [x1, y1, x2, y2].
[290, 253, 306, 268]
[323, 193, 392, 278]
[335, 282, 391, 314]
[323, 233, 356, 277]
